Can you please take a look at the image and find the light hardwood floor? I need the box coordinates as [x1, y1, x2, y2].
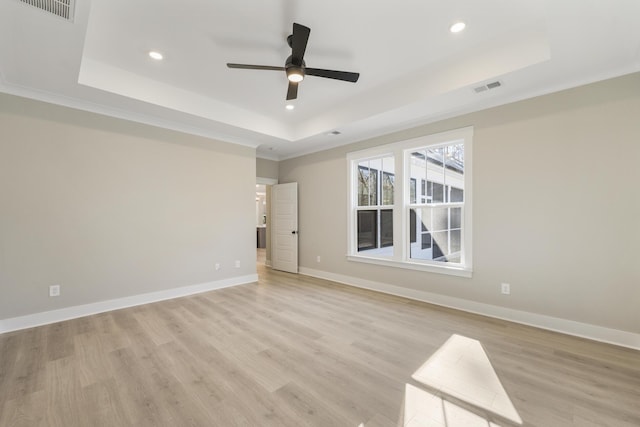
[1, 260, 639, 426]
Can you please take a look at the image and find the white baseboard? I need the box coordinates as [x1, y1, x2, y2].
[0, 274, 258, 334]
[299, 267, 640, 351]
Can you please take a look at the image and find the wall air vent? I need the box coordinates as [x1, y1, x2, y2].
[473, 81, 503, 94]
[19, 0, 75, 21]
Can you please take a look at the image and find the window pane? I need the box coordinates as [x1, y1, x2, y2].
[410, 151, 427, 203]
[421, 233, 431, 249]
[432, 182, 444, 203]
[432, 207, 448, 231]
[426, 147, 444, 205]
[357, 163, 378, 206]
[409, 207, 462, 263]
[381, 157, 394, 205]
[380, 209, 393, 248]
[450, 229, 461, 253]
[427, 147, 443, 166]
[444, 143, 464, 198]
[382, 172, 394, 205]
[444, 144, 464, 172]
[422, 180, 428, 203]
[450, 187, 464, 202]
[410, 208, 433, 260]
[410, 208, 416, 243]
[357, 210, 377, 251]
[432, 231, 448, 259]
[410, 178, 416, 204]
[451, 207, 461, 229]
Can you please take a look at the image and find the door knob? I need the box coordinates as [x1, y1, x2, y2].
[291, 230, 298, 234]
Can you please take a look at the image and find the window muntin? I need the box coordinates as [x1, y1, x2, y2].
[348, 127, 472, 277]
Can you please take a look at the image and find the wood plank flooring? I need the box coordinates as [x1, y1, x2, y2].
[1, 260, 639, 426]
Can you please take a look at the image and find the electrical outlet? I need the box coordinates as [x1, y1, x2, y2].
[235, 260, 240, 268]
[215, 263, 220, 271]
[501, 283, 511, 295]
[49, 285, 60, 297]
[316, 255, 321, 263]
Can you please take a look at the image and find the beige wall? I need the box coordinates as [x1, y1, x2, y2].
[0, 94, 257, 319]
[256, 157, 279, 180]
[279, 72, 640, 334]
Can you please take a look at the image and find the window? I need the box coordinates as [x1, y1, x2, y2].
[347, 127, 472, 277]
[409, 143, 464, 263]
[356, 157, 395, 257]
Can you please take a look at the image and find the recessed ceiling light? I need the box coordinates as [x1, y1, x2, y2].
[285, 104, 295, 110]
[450, 22, 466, 33]
[148, 51, 163, 60]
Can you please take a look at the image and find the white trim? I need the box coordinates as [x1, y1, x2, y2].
[346, 255, 472, 278]
[256, 177, 278, 185]
[0, 274, 258, 334]
[299, 267, 640, 351]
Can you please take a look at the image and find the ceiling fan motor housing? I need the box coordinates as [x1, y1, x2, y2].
[285, 55, 305, 82]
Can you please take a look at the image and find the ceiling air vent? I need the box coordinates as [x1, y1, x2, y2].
[19, 0, 75, 21]
[473, 81, 503, 94]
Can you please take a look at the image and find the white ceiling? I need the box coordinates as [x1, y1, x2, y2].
[1, 0, 639, 160]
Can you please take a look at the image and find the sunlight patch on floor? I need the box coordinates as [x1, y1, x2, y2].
[411, 334, 522, 425]
[403, 383, 503, 427]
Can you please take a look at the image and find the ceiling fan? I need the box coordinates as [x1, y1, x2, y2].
[227, 23, 360, 101]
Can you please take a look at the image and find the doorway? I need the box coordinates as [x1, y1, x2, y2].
[256, 183, 267, 266]
[256, 177, 278, 269]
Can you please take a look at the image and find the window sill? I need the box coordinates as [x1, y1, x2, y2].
[346, 255, 472, 278]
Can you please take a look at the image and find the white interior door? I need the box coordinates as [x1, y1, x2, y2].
[271, 182, 298, 273]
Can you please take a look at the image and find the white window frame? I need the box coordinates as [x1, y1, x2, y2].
[347, 127, 473, 278]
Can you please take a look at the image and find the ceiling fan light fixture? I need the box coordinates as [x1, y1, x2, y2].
[285, 104, 295, 110]
[286, 67, 304, 82]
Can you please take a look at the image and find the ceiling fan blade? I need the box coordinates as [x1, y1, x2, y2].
[286, 81, 298, 100]
[306, 68, 359, 82]
[227, 63, 285, 71]
[291, 23, 310, 64]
